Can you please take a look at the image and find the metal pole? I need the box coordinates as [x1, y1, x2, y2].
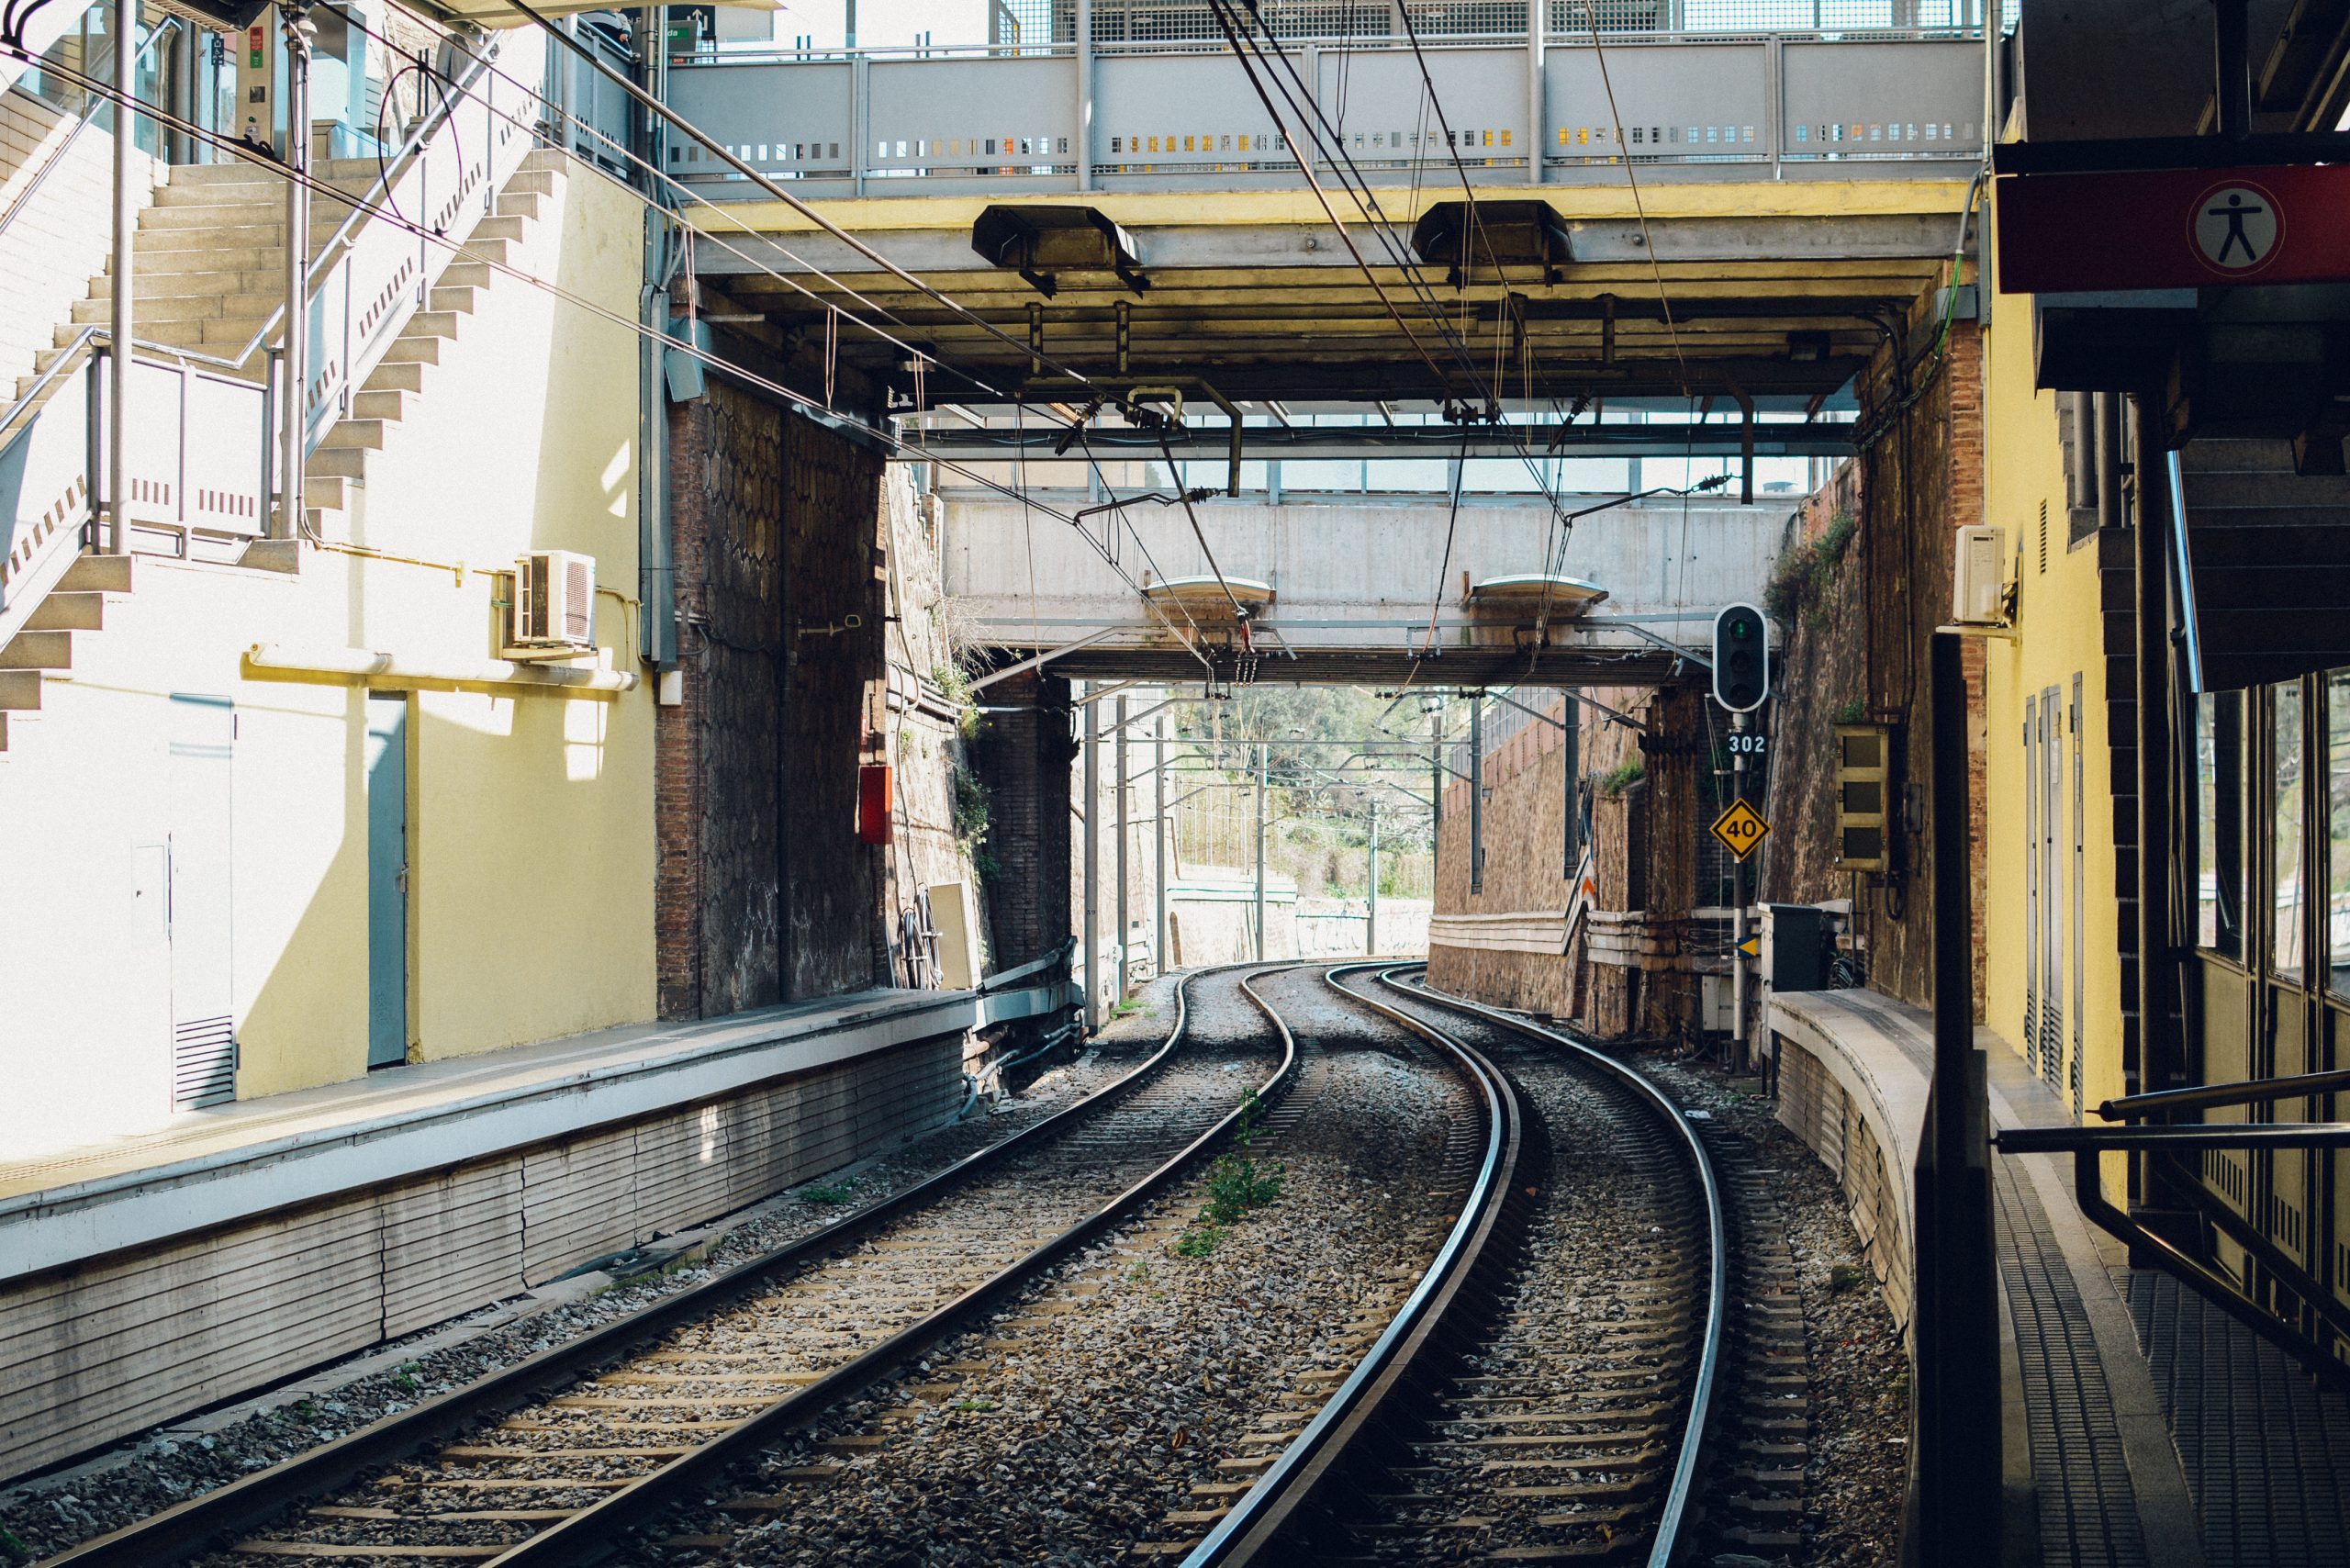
[1254, 741, 1267, 961]
[1367, 800, 1380, 957]
[1082, 681, 1100, 1030]
[107, 0, 136, 554]
[2213, 0, 2251, 138]
[1911, 629, 2000, 1565]
[1114, 692, 1128, 999]
[1154, 711, 1168, 975]
[1561, 693, 1581, 874]
[2134, 397, 2179, 1095]
[1074, 0, 1093, 191]
[274, 4, 312, 543]
[1525, 0, 1543, 186]
[1730, 710, 1749, 1066]
[1469, 692, 1484, 895]
[1430, 712, 1443, 866]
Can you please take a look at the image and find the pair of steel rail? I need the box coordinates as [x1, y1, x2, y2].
[42, 964, 1726, 1568]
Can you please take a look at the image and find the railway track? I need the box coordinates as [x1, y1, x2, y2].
[1183, 966, 1727, 1568]
[45, 965, 1298, 1568]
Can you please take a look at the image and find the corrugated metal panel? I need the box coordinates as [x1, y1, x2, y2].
[0, 1030, 967, 1484]
[382, 1161, 526, 1338]
[520, 1126, 638, 1283]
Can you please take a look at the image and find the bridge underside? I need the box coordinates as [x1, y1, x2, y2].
[944, 493, 1777, 690]
[687, 183, 1969, 414]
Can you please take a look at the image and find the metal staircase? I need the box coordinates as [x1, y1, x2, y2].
[2175, 438, 2350, 692]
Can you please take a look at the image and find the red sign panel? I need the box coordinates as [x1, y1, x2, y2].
[1995, 164, 2350, 293]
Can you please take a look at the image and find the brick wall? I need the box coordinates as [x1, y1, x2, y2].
[782, 410, 890, 999]
[657, 392, 901, 1014]
[970, 669, 1075, 969]
[1761, 308, 1987, 1016]
[1428, 684, 1717, 1039]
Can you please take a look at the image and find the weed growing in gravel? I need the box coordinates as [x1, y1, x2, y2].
[1829, 1263, 1866, 1294]
[0, 1524, 30, 1565]
[800, 1181, 856, 1205]
[950, 1396, 997, 1413]
[392, 1361, 422, 1394]
[1172, 1224, 1225, 1258]
[1173, 1090, 1286, 1255]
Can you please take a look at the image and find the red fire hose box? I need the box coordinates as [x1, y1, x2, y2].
[857, 764, 894, 845]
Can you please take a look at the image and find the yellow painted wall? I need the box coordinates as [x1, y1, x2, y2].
[0, 149, 655, 1159]
[1978, 216, 2128, 1126]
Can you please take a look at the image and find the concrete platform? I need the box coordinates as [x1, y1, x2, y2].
[1768, 987, 2350, 1568]
[0, 978, 1069, 1484]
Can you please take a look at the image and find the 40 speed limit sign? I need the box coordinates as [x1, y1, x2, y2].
[1709, 800, 1770, 861]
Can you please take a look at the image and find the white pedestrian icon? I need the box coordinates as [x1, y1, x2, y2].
[2190, 183, 2281, 274]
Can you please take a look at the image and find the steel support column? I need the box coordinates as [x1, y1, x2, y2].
[1525, 4, 1543, 186]
[1074, 0, 1092, 191]
[1083, 682, 1101, 1029]
[1114, 692, 1128, 997]
[274, 5, 312, 543]
[2134, 396, 2180, 1095]
[1908, 629, 2001, 1567]
[1254, 741, 1268, 961]
[1154, 711, 1168, 975]
[1469, 693, 1484, 895]
[107, 0, 136, 554]
[1367, 800, 1380, 956]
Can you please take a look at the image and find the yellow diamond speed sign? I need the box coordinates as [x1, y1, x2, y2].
[1710, 800, 1770, 861]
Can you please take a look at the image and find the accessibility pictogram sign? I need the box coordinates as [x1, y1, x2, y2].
[1710, 800, 1770, 862]
[1997, 164, 2350, 293]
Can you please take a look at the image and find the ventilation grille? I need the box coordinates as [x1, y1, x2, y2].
[173, 1017, 237, 1111]
[562, 555, 592, 642]
[2037, 498, 2049, 574]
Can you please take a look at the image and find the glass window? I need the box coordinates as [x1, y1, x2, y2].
[2274, 679, 2306, 982]
[2329, 669, 2350, 997]
[2198, 689, 2244, 958]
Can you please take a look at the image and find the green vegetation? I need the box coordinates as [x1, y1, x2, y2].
[950, 1396, 998, 1413]
[0, 1524, 29, 1565]
[1832, 698, 1868, 726]
[951, 765, 997, 881]
[799, 1181, 856, 1205]
[1829, 1263, 1867, 1294]
[1174, 1090, 1286, 1258]
[1764, 509, 1857, 631]
[931, 662, 981, 738]
[1599, 759, 1646, 798]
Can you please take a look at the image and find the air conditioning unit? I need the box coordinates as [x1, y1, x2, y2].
[1952, 525, 2007, 624]
[506, 551, 596, 659]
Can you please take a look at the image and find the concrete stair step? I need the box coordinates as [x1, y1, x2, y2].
[60, 554, 134, 592]
[0, 631, 72, 671]
[362, 360, 427, 394]
[319, 419, 388, 453]
[405, 310, 463, 342]
[73, 294, 237, 326]
[0, 671, 40, 711]
[310, 446, 370, 479]
[377, 336, 441, 366]
[497, 191, 544, 222]
[25, 593, 104, 632]
[139, 247, 278, 276]
[470, 215, 528, 244]
[2179, 438, 2298, 474]
[93, 266, 280, 300]
[306, 474, 355, 510]
[507, 169, 559, 196]
[429, 284, 478, 315]
[438, 260, 494, 290]
[352, 388, 409, 421]
[520, 148, 570, 174]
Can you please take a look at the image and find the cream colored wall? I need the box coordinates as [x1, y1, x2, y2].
[0, 152, 654, 1159]
[1979, 240, 2127, 1126]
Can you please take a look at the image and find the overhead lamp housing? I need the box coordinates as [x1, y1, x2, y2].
[1411, 200, 1573, 286]
[971, 206, 1148, 298]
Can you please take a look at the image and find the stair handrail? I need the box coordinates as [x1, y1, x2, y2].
[0, 17, 180, 249]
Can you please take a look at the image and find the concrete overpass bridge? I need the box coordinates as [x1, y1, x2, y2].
[937, 489, 1787, 686]
[660, 12, 1986, 419]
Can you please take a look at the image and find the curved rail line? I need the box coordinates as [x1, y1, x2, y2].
[44, 963, 1303, 1568]
[1184, 964, 1727, 1568]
